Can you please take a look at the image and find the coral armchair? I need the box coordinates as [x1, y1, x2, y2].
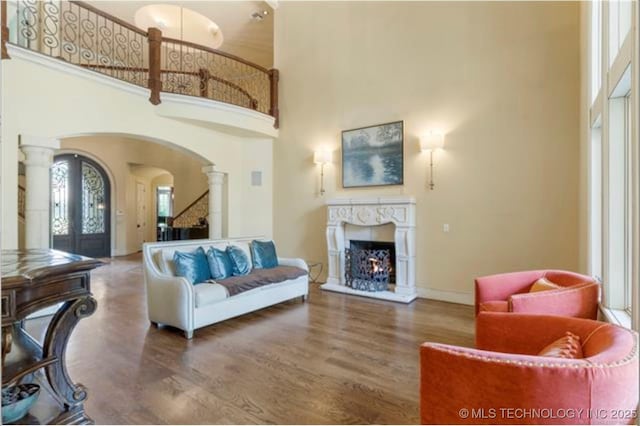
[475, 270, 599, 319]
[420, 313, 639, 425]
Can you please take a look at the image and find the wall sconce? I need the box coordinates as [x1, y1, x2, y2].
[313, 149, 332, 195]
[420, 132, 445, 190]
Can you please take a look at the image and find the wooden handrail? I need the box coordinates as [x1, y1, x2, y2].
[1, 0, 9, 59]
[5, 0, 279, 126]
[80, 63, 258, 107]
[70, 1, 148, 37]
[269, 69, 279, 128]
[161, 36, 269, 73]
[173, 190, 209, 223]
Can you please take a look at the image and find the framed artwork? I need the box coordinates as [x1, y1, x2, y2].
[342, 121, 404, 188]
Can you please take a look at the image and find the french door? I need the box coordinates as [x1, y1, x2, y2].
[51, 154, 111, 258]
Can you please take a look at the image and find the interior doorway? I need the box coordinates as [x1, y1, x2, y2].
[51, 154, 111, 258]
[136, 181, 147, 249]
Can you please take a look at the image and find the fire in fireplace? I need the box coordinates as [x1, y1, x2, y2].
[345, 240, 396, 292]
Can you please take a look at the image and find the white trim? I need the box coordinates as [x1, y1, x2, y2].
[159, 92, 275, 123]
[600, 305, 632, 329]
[416, 287, 474, 306]
[320, 283, 417, 303]
[7, 44, 149, 99]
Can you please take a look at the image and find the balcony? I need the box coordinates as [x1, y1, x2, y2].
[1, 0, 279, 127]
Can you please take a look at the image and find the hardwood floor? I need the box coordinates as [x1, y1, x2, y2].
[40, 254, 475, 424]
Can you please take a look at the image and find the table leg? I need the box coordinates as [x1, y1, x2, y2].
[1, 326, 12, 367]
[42, 296, 97, 409]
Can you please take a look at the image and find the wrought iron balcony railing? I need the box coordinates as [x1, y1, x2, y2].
[1, 0, 279, 127]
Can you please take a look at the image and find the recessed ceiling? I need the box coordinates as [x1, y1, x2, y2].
[134, 4, 224, 49]
[87, 1, 274, 68]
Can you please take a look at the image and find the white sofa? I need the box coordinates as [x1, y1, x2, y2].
[142, 237, 309, 338]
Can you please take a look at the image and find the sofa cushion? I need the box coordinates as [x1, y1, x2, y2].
[529, 277, 563, 293]
[231, 242, 253, 269]
[173, 247, 210, 285]
[537, 331, 584, 359]
[206, 247, 233, 280]
[251, 240, 278, 269]
[227, 245, 251, 276]
[194, 283, 229, 308]
[217, 266, 307, 296]
[478, 301, 509, 313]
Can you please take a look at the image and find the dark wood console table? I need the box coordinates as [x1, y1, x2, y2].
[1, 250, 102, 424]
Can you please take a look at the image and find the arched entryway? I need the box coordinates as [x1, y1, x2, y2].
[51, 154, 111, 258]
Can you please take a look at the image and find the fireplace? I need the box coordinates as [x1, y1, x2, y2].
[322, 197, 417, 303]
[346, 240, 396, 291]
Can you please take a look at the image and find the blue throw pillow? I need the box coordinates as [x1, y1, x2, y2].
[206, 247, 233, 280]
[227, 245, 251, 276]
[173, 247, 210, 285]
[251, 240, 278, 269]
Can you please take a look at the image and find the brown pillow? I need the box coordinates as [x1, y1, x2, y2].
[529, 277, 563, 293]
[537, 331, 584, 359]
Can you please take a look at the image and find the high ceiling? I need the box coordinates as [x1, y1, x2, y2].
[88, 1, 274, 68]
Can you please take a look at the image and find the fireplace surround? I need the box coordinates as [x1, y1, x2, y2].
[322, 197, 417, 303]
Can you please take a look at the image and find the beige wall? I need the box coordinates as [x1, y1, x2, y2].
[2, 54, 274, 250]
[273, 1, 581, 302]
[60, 136, 209, 255]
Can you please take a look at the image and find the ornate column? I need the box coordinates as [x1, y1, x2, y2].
[20, 136, 60, 249]
[201, 165, 225, 239]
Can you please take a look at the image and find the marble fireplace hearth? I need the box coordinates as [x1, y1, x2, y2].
[321, 197, 417, 303]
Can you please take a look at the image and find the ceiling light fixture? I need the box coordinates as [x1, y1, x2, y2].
[251, 10, 269, 21]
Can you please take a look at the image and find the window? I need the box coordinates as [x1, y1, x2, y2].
[608, 0, 632, 65]
[157, 186, 173, 219]
[590, 0, 602, 102]
[589, 121, 602, 281]
[606, 88, 632, 312]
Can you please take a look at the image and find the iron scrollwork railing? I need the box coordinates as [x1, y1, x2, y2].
[2, 0, 279, 127]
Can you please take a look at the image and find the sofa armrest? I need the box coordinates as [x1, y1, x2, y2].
[475, 270, 545, 315]
[475, 312, 602, 355]
[278, 257, 309, 272]
[143, 268, 195, 332]
[420, 342, 592, 424]
[510, 282, 600, 319]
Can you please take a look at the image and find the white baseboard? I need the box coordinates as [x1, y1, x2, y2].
[416, 287, 474, 306]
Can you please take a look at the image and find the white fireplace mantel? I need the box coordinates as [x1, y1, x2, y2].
[322, 197, 417, 303]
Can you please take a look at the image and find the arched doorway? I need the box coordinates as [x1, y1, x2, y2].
[51, 154, 111, 257]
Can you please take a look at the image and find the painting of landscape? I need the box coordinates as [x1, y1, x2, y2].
[342, 121, 404, 188]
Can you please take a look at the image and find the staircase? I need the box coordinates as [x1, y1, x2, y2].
[173, 191, 209, 228]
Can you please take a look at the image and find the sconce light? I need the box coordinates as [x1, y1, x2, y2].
[313, 149, 332, 195]
[419, 132, 445, 190]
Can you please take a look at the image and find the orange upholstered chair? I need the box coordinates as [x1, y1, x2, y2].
[420, 313, 639, 425]
[475, 270, 599, 319]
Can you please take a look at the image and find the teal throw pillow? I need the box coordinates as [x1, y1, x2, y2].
[251, 240, 278, 269]
[206, 247, 233, 280]
[227, 245, 251, 276]
[173, 247, 210, 285]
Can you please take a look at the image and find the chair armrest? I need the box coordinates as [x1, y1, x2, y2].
[420, 342, 592, 424]
[475, 312, 602, 355]
[475, 270, 545, 315]
[510, 283, 600, 319]
[278, 257, 309, 272]
[143, 268, 195, 332]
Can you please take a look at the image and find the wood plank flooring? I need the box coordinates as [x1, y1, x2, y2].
[45, 254, 474, 424]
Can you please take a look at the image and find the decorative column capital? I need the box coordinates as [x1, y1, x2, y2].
[20, 135, 60, 167]
[201, 165, 225, 185]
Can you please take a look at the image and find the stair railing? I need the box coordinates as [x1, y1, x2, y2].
[1, 0, 279, 127]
